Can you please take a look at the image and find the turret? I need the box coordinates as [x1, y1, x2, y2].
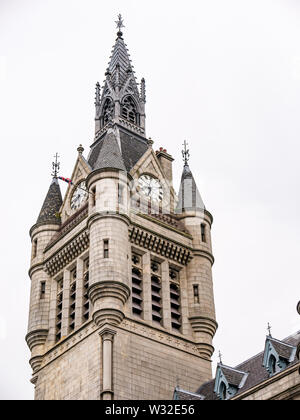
[176, 143, 217, 360]
[26, 164, 62, 377]
[86, 125, 131, 330]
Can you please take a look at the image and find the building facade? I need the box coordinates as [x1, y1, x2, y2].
[26, 19, 218, 400]
[175, 330, 300, 400]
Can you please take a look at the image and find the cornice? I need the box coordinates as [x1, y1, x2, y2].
[129, 224, 193, 265]
[87, 211, 131, 230]
[44, 229, 89, 277]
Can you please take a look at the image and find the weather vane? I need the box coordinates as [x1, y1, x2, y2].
[267, 322, 272, 337]
[182, 140, 190, 166]
[52, 153, 60, 178]
[115, 14, 125, 32]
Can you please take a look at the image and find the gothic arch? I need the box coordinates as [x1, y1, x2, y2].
[121, 95, 140, 125]
[101, 97, 114, 127]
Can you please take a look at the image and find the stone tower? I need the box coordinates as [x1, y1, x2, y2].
[26, 18, 218, 400]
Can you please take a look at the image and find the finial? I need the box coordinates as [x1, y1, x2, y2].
[95, 82, 101, 105]
[218, 351, 223, 364]
[182, 140, 190, 166]
[140, 78, 146, 102]
[77, 144, 84, 155]
[115, 14, 125, 37]
[51, 153, 60, 178]
[147, 137, 154, 148]
[267, 323, 272, 337]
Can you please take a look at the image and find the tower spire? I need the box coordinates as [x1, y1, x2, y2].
[93, 15, 146, 138]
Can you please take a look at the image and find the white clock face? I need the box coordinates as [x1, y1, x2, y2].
[138, 175, 163, 202]
[71, 181, 88, 210]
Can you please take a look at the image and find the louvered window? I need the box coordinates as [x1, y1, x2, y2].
[132, 253, 143, 317]
[56, 277, 63, 342]
[151, 261, 162, 325]
[121, 96, 137, 124]
[169, 269, 181, 331]
[69, 268, 76, 332]
[83, 258, 90, 322]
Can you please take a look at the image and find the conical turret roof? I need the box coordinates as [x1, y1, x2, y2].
[176, 164, 205, 213]
[36, 178, 62, 225]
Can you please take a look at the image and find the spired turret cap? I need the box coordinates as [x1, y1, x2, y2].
[36, 177, 63, 226]
[176, 164, 205, 213]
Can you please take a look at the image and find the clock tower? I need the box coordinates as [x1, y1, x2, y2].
[26, 17, 218, 400]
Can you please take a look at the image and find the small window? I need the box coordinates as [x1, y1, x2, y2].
[32, 238, 38, 258]
[91, 187, 96, 206]
[104, 240, 109, 259]
[40, 281, 46, 299]
[201, 224, 206, 243]
[193, 284, 200, 304]
[269, 355, 277, 375]
[118, 184, 124, 205]
[219, 382, 227, 400]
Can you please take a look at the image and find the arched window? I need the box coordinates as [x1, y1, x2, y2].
[121, 96, 138, 125]
[219, 382, 227, 400]
[102, 98, 114, 126]
[268, 355, 277, 375]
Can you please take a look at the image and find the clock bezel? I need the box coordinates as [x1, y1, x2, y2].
[138, 173, 163, 202]
[70, 179, 89, 211]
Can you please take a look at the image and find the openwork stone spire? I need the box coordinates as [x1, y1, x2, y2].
[94, 16, 146, 139]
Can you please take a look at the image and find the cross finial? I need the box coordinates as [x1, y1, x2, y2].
[267, 323, 272, 337]
[51, 153, 60, 178]
[218, 351, 223, 364]
[115, 14, 125, 35]
[182, 140, 190, 166]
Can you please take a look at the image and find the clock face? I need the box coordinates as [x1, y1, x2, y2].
[71, 181, 88, 210]
[138, 175, 163, 202]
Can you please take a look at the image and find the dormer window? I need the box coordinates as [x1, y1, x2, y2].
[219, 382, 227, 400]
[263, 336, 297, 377]
[268, 354, 277, 375]
[121, 96, 139, 125]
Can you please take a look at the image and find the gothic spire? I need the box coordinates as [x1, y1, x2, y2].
[94, 15, 146, 138]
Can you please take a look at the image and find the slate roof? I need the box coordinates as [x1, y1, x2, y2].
[269, 337, 296, 361]
[36, 178, 62, 226]
[220, 366, 247, 387]
[93, 128, 126, 171]
[88, 126, 148, 173]
[176, 164, 205, 213]
[176, 331, 300, 401]
[105, 31, 139, 94]
[173, 388, 204, 400]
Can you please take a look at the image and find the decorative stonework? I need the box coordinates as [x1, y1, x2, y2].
[41, 322, 98, 369]
[89, 281, 131, 327]
[120, 318, 204, 359]
[25, 329, 48, 351]
[129, 225, 192, 265]
[44, 230, 89, 276]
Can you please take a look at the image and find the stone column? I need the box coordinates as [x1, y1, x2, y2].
[142, 252, 152, 322]
[61, 269, 70, 338]
[161, 260, 172, 330]
[179, 267, 190, 336]
[99, 328, 116, 400]
[75, 258, 84, 328]
[48, 278, 59, 344]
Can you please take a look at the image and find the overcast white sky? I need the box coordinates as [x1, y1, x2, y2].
[0, 0, 299, 400]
